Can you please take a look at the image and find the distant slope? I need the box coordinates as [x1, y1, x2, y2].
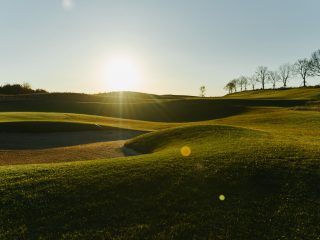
[223, 87, 320, 100]
[0, 91, 189, 104]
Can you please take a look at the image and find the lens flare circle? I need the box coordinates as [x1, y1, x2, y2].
[180, 146, 191, 157]
[219, 194, 226, 201]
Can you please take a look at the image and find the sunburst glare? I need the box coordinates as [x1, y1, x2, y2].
[102, 55, 143, 92]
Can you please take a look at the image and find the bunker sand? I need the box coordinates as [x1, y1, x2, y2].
[0, 130, 143, 165]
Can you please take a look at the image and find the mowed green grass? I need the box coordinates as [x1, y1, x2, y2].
[0, 89, 320, 239]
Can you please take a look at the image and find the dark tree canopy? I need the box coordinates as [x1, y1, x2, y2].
[224, 81, 236, 94]
[0, 83, 47, 95]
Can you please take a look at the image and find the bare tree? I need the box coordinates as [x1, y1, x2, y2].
[310, 49, 320, 76]
[224, 81, 236, 94]
[239, 76, 248, 91]
[237, 77, 244, 91]
[249, 75, 258, 90]
[268, 70, 280, 89]
[256, 66, 268, 89]
[230, 79, 238, 92]
[294, 59, 312, 87]
[243, 77, 248, 91]
[279, 63, 292, 88]
[199, 86, 206, 97]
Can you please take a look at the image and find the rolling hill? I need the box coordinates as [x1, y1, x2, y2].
[0, 88, 319, 239]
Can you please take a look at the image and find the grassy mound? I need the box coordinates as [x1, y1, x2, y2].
[125, 124, 263, 153]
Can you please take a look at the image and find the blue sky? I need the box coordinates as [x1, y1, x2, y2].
[0, 0, 319, 96]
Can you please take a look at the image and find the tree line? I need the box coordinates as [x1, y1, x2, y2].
[224, 49, 320, 93]
[0, 83, 47, 95]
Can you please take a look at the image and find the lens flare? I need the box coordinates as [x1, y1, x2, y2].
[219, 194, 226, 201]
[180, 146, 191, 157]
[62, 0, 74, 10]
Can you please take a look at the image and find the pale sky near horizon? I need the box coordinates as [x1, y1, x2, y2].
[0, 0, 320, 96]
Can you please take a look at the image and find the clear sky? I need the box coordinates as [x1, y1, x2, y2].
[0, 0, 320, 96]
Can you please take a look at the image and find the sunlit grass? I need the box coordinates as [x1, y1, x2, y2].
[223, 87, 320, 100]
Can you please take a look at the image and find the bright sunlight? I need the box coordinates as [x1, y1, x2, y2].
[102, 55, 142, 91]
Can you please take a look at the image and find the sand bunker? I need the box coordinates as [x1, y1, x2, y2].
[0, 129, 144, 165]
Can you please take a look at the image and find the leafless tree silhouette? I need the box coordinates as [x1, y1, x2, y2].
[256, 66, 268, 89]
[268, 70, 280, 89]
[310, 49, 320, 76]
[294, 59, 312, 87]
[279, 63, 292, 88]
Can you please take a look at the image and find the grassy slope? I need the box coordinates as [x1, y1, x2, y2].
[223, 87, 320, 100]
[0, 89, 320, 239]
[0, 112, 173, 131]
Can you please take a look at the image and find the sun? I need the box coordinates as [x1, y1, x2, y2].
[102, 55, 141, 91]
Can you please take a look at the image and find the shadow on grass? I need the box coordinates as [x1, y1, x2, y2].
[0, 98, 307, 122]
